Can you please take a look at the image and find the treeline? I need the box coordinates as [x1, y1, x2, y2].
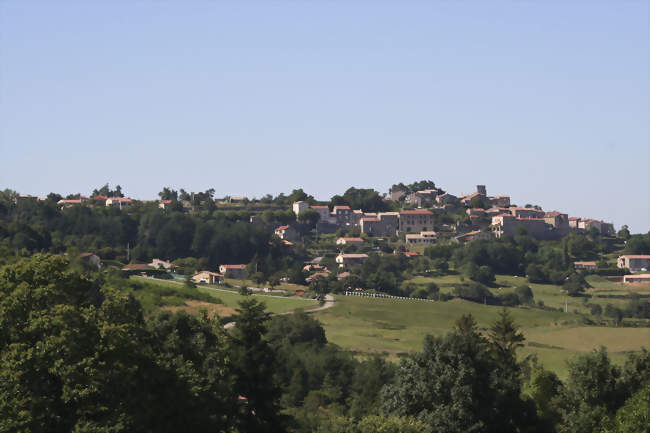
[0, 191, 291, 270]
[1, 255, 648, 433]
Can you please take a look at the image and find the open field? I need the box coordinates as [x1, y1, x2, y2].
[130, 277, 318, 315]
[314, 295, 649, 378]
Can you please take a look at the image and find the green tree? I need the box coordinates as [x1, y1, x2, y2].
[558, 347, 623, 433]
[229, 299, 285, 432]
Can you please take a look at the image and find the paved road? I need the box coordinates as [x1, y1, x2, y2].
[225, 295, 335, 329]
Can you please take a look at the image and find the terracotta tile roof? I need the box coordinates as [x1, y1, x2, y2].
[624, 274, 650, 279]
[160, 200, 172, 204]
[334, 205, 351, 210]
[108, 197, 132, 202]
[310, 205, 329, 209]
[516, 217, 546, 221]
[275, 225, 290, 231]
[339, 237, 364, 242]
[122, 264, 151, 270]
[574, 261, 597, 266]
[569, 217, 581, 221]
[338, 253, 368, 259]
[400, 209, 433, 215]
[361, 217, 380, 222]
[221, 264, 247, 269]
[403, 252, 419, 256]
[620, 255, 650, 259]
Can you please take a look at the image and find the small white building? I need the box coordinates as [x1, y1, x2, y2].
[106, 197, 133, 210]
[336, 237, 365, 246]
[192, 271, 224, 285]
[293, 201, 309, 216]
[335, 253, 368, 267]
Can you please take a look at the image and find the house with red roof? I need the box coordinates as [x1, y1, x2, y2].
[617, 255, 650, 272]
[106, 197, 133, 210]
[219, 264, 248, 279]
[274, 224, 298, 242]
[574, 261, 597, 271]
[399, 209, 434, 233]
[336, 253, 369, 267]
[192, 271, 224, 285]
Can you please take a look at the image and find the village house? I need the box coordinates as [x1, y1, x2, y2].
[292, 201, 309, 216]
[435, 193, 457, 204]
[574, 261, 597, 271]
[399, 209, 434, 233]
[491, 214, 554, 239]
[617, 255, 650, 272]
[408, 189, 438, 207]
[569, 217, 581, 230]
[149, 258, 177, 270]
[228, 196, 247, 203]
[303, 264, 328, 273]
[310, 205, 331, 222]
[405, 231, 438, 245]
[487, 195, 511, 207]
[15, 194, 39, 203]
[332, 205, 352, 225]
[219, 264, 247, 279]
[121, 264, 153, 274]
[159, 200, 172, 210]
[79, 252, 100, 268]
[623, 274, 650, 284]
[274, 225, 299, 242]
[455, 230, 492, 243]
[192, 271, 224, 285]
[509, 207, 545, 219]
[106, 197, 133, 210]
[336, 237, 365, 246]
[543, 211, 570, 237]
[57, 197, 89, 208]
[389, 188, 406, 201]
[359, 212, 399, 236]
[335, 253, 369, 267]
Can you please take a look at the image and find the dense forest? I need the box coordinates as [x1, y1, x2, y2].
[1, 254, 648, 433]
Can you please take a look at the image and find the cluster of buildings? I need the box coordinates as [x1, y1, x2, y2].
[290, 184, 616, 244]
[573, 255, 650, 285]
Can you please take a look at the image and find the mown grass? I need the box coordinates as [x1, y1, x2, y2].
[315, 294, 649, 379]
[129, 277, 318, 315]
[123, 277, 220, 313]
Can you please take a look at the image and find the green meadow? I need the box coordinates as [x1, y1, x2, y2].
[129, 277, 318, 315]
[314, 293, 649, 379]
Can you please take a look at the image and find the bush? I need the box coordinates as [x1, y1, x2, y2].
[514, 285, 534, 305]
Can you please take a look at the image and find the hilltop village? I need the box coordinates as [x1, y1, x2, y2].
[8, 181, 647, 290]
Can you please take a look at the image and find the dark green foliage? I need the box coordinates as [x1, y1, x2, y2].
[229, 299, 286, 432]
[514, 285, 535, 305]
[381, 313, 537, 433]
[564, 272, 590, 296]
[0, 254, 237, 433]
[623, 232, 650, 254]
[557, 348, 624, 433]
[453, 281, 496, 304]
[331, 187, 391, 212]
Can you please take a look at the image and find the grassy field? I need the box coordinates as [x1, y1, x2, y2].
[129, 277, 318, 315]
[314, 294, 649, 378]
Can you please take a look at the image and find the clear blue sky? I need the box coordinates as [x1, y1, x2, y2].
[1, 1, 648, 232]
